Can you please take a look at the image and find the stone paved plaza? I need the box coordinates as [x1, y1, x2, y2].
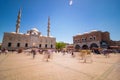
[0, 52, 120, 80]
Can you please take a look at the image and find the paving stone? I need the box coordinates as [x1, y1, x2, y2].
[0, 52, 120, 80]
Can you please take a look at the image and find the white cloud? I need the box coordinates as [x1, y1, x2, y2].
[69, 0, 73, 6]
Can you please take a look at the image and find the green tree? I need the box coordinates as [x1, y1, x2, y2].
[56, 42, 66, 50]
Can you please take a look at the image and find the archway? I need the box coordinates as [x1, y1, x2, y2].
[90, 43, 98, 49]
[75, 45, 80, 49]
[82, 45, 88, 49]
[90, 43, 100, 54]
[75, 45, 80, 51]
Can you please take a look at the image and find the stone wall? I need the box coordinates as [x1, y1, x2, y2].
[2, 32, 56, 50]
[73, 31, 111, 49]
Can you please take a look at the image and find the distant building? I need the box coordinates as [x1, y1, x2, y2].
[73, 30, 120, 49]
[66, 44, 74, 51]
[2, 9, 56, 50]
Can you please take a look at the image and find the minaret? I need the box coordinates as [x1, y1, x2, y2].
[16, 9, 21, 33]
[47, 16, 50, 37]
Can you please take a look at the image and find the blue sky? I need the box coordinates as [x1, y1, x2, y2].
[0, 0, 120, 43]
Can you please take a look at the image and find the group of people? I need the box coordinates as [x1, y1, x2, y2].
[0, 48, 8, 55]
[31, 48, 53, 62]
[0, 47, 116, 63]
[69, 48, 114, 63]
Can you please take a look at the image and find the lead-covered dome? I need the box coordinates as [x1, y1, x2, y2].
[31, 28, 39, 32]
[27, 28, 41, 36]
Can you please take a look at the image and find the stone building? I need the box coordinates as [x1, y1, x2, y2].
[66, 44, 74, 51]
[2, 9, 56, 50]
[73, 30, 120, 49]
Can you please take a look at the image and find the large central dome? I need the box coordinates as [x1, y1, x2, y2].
[31, 28, 39, 32]
[27, 28, 41, 36]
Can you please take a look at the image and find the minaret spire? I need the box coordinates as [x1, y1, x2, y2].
[16, 9, 21, 33]
[47, 16, 50, 37]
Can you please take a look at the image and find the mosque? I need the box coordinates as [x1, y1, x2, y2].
[2, 9, 56, 50]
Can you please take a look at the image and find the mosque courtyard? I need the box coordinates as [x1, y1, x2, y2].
[0, 52, 120, 80]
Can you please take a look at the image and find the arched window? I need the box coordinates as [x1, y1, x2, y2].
[51, 45, 53, 48]
[45, 44, 47, 48]
[89, 36, 93, 40]
[39, 44, 41, 48]
[93, 36, 96, 40]
[25, 43, 28, 47]
[17, 43, 20, 47]
[81, 38, 86, 42]
[8, 42, 12, 47]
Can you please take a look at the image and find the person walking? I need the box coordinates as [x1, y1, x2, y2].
[31, 48, 36, 59]
[46, 49, 53, 62]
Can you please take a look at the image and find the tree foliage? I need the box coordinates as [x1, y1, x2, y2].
[56, 42, 66, 50]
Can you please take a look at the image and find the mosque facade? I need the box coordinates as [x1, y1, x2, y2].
[2, 9, 56, 50]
